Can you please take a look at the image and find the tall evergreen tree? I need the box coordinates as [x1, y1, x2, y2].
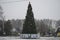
[22, 2, 37, 34]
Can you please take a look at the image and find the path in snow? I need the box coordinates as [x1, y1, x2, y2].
[0, 37, 60, 40]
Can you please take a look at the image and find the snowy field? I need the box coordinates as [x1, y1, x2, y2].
[0, 37, 60, 40]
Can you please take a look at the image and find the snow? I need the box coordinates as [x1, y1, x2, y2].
[0, 37, 60, 40]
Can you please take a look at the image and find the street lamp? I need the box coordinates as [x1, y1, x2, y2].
[2, 16, 6, 35]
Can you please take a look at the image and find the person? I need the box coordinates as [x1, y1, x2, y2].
[56, 27, 60, 37]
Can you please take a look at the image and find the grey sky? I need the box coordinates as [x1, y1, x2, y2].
[0, 0, 60, 20]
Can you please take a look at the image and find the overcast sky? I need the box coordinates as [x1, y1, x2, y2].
[0, 0, 60, 20]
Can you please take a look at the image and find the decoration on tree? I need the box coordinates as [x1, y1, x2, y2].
[22, 2, 37, 34]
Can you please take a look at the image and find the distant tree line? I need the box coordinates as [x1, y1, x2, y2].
[0, 19, 60, 36]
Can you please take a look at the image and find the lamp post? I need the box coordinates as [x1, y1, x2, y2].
[2, 16, 5, 36]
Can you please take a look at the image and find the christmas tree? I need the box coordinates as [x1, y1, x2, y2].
[22, 2, 37, 34]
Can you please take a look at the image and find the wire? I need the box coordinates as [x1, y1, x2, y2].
[0, 0, 28, 4]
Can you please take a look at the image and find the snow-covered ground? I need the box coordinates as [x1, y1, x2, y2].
[0, 37, 60, 40]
